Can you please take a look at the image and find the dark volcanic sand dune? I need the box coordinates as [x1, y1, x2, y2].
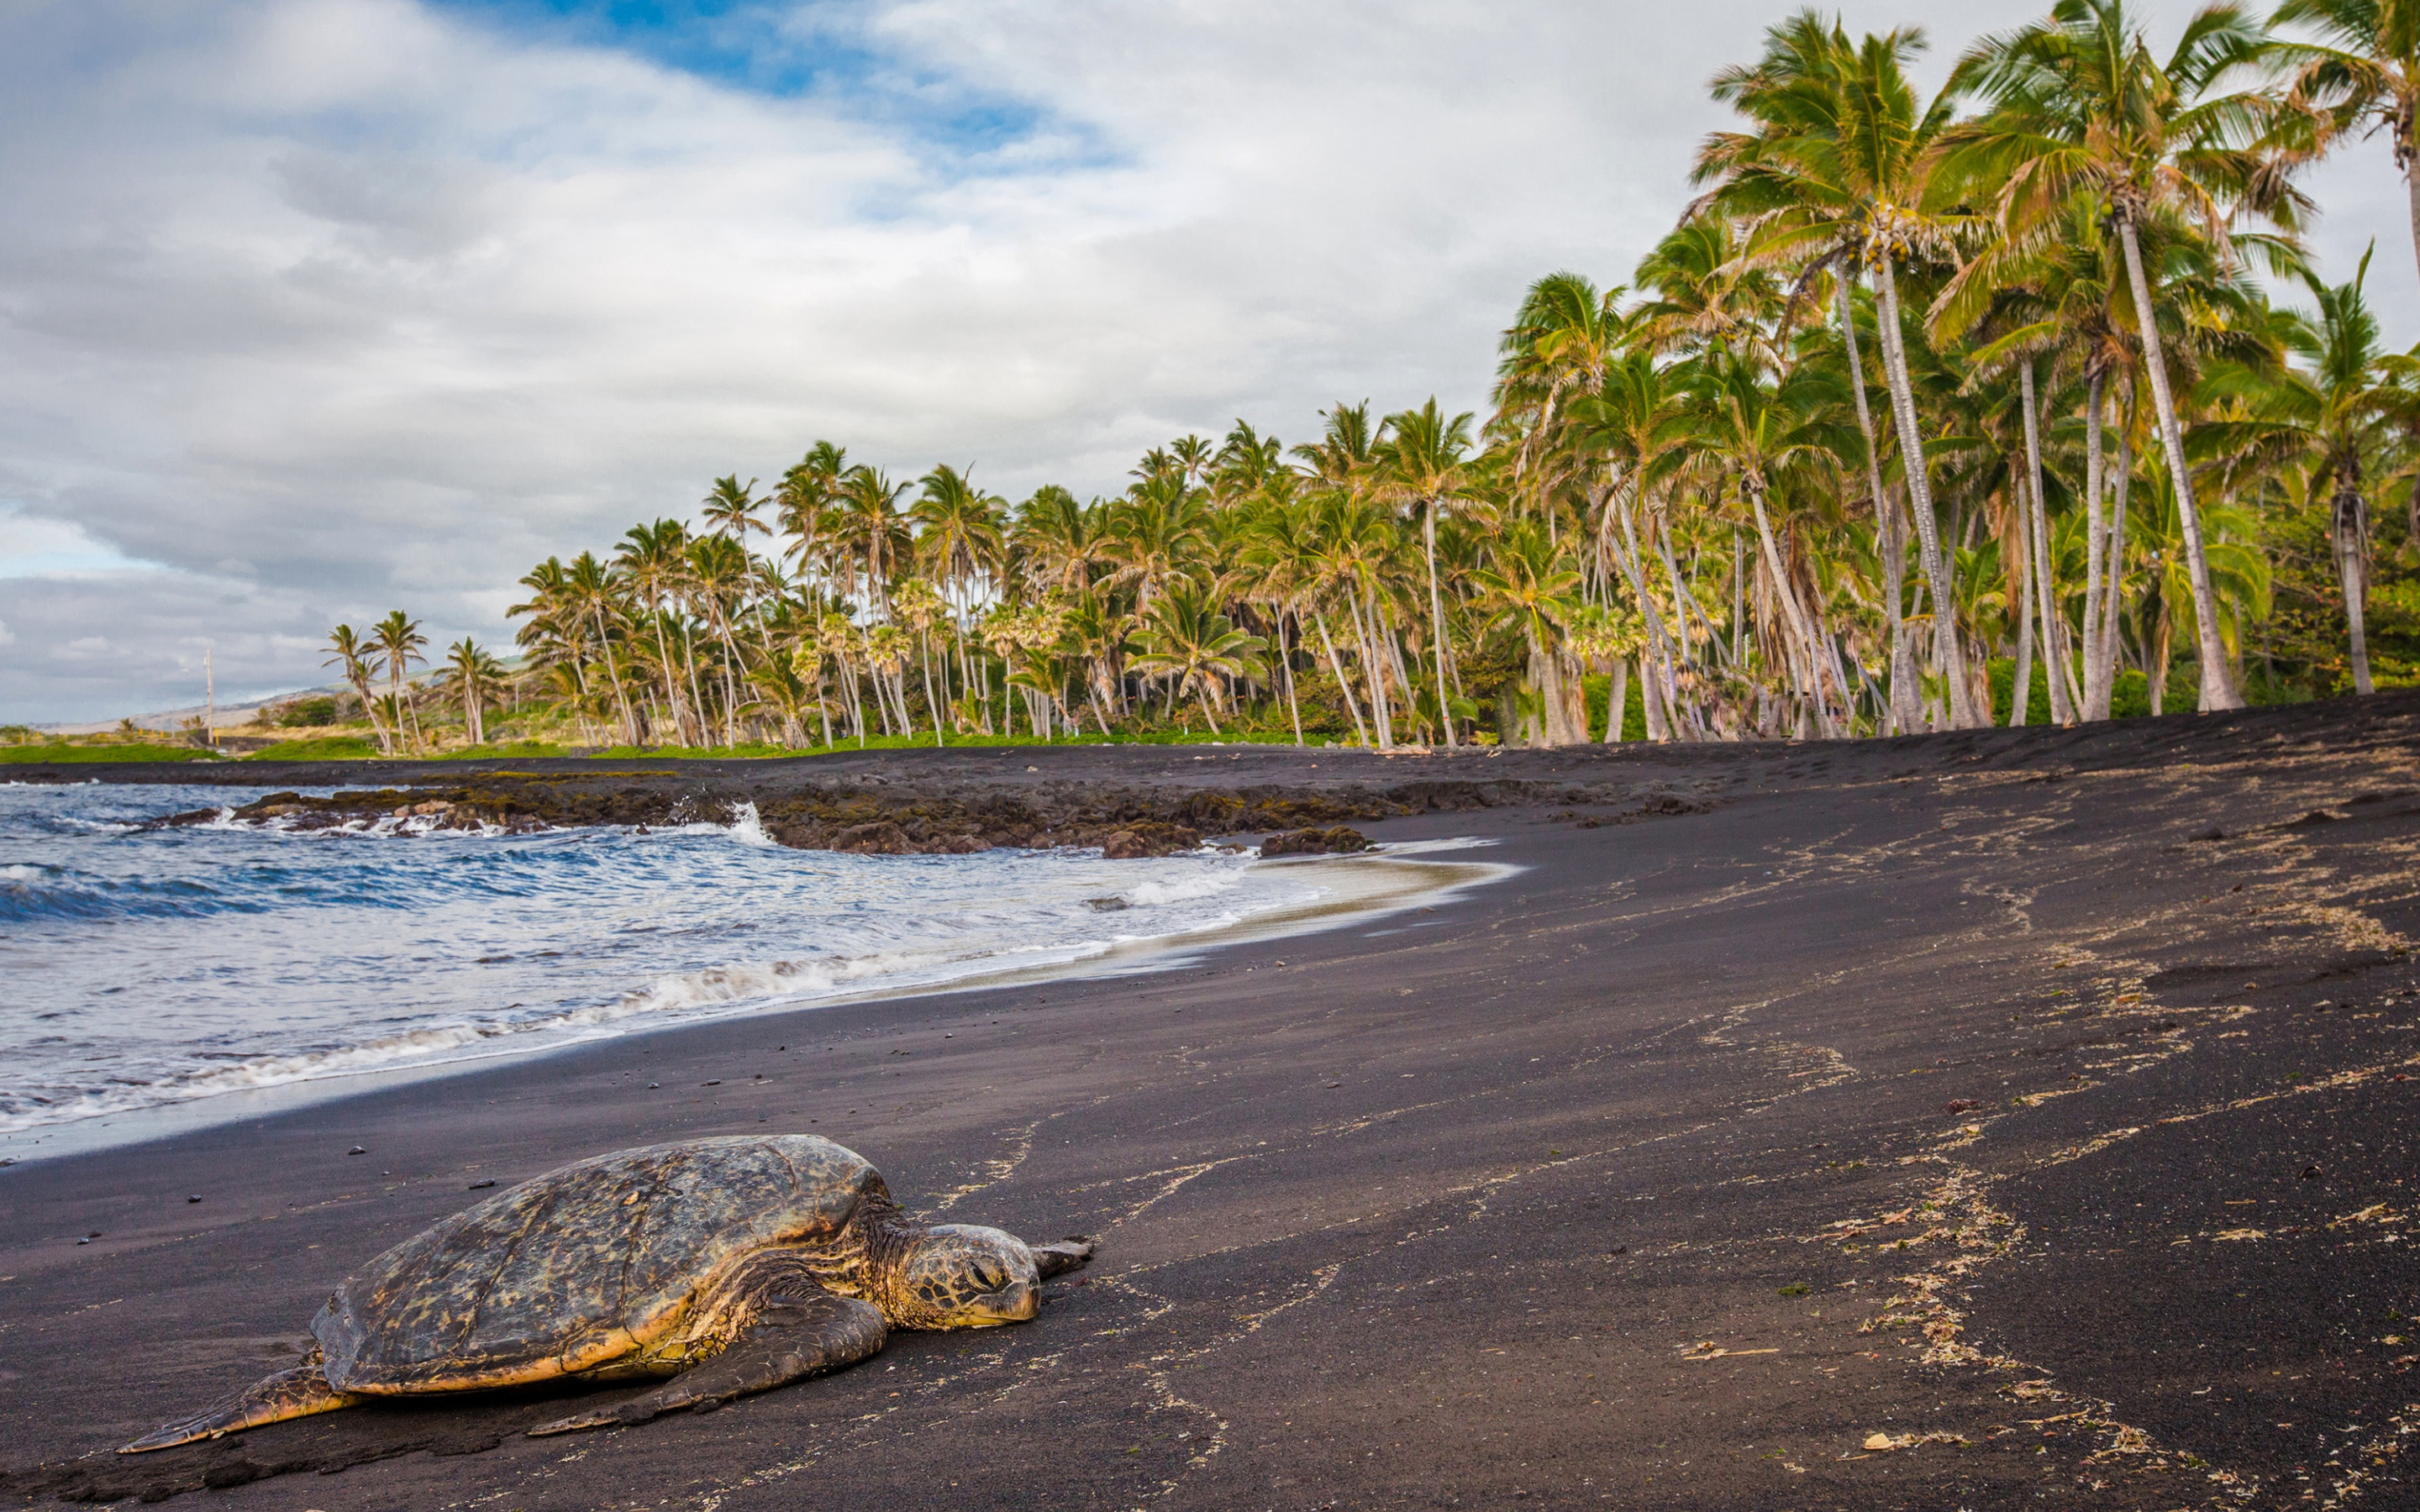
[3, 696, 2417, 1509]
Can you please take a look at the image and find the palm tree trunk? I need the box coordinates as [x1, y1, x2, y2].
[1746, 484, 1831, 737]
[2008, 497, 2035, 727]
[2081, 372, 2111, 719]
[918, 631, 944, 746]
[679, 622, 710, 746]
[2019, 360, 2075, 725]
[1608, 496, 1685, 742]
[2406, 144, 2420, 297]
[590, 608, 640, 745]
[2149, 606, 2172, 717]
[1349, 587, 1392, 748]
[350, 669, 392, 755]
[2101, 420, 2133, 708]
[1837, 271, 1915, 735]
[646, 610, 686, 743]
[1422, 506, 1455, 747]
[1313, 612, 1370, 748]
[2334, 482, 2375, 695]
[1281, 614, 1304, 746]
[1605, 659, 1628, 743]
[1872, 252, 1979, 727]
[2115, 210, 2241, 711]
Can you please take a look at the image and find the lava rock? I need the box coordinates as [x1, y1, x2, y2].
[1260, 826, 1372, 857]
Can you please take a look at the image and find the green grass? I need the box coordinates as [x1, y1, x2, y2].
[242, 736, 381, 761]
[0, 742, 224, 764]
[25, 727, 1333, 768]
[432, 739, 574, 760]
[571, 729, 1329, 760]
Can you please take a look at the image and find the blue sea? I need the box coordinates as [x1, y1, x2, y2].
[0, 780, 1353, 1158]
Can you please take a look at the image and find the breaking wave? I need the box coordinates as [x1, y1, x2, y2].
[0, 782, 1327, 1144]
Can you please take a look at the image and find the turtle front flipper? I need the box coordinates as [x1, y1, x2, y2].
[1030, 1235, 1097, 1279]
[119, 1352, 361, 1454]
[527, 1292, 886, 1438]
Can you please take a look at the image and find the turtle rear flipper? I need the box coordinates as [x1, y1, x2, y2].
[527, 1292, 885, 1438]
[120, 1354, 361, 1454]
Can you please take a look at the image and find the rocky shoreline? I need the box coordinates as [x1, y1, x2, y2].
[146, 769, 1720, 858]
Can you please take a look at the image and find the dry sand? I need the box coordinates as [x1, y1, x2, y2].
[3, 696, 2417, 1509]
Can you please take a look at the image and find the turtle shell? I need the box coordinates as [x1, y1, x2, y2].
[312, 1135, 882, 1394]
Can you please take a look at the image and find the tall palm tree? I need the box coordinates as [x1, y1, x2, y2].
[443, 638, 504, 746]
[322, 624, 390, 754]
[1103, 472, 1212, 610]
[371, 611, 427, 750]
[2273, 0, 2420, 285]
[2203, 246, 2408, 690]
[776, 442, 848, 588]
[1693, 354, 1862, 735]
[1695, 12, 1983, 724]
[834, 467, 910, 616]
[701, 475, 766, 542]
[562, 551, 642, 744]
[617, 520, 701, 743]
[687, 533, 754, 744]
[1129, 587, 1264, 733]
[1562, 351, 1704, 739]
[1945, 0, 2307, 711]
[1471, 521, 1586, 746]
[1376, 397, 1479, 746]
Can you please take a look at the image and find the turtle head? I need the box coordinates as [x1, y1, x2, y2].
[889, 1224, 1039, 1329]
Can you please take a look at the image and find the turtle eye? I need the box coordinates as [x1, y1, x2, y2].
[974, 1264, 1002, 1290]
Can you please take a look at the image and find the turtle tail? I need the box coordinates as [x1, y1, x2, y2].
[119, 1352, 361, 1453]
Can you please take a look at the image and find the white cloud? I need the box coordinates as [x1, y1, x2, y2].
[0, 0, 2409, 721]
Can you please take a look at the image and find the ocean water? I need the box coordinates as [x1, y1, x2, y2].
[0, 781, 1339, 1152]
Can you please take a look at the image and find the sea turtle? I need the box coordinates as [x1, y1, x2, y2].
[122, 1134, 1092, 1452]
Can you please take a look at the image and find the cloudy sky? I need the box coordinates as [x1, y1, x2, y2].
[1, 0, 2406, 723]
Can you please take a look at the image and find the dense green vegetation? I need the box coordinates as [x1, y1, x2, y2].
[0, 742, 225, 764]
[318, 0, 2415, 757]
[242, 736, 381, 762]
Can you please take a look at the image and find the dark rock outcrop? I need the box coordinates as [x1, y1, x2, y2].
[1258, 826, 1371, 857]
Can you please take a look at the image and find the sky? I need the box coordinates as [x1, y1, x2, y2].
[1, 0, 2408, 723]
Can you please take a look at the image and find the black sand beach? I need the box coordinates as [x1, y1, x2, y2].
[4, 697, 2418, 1509]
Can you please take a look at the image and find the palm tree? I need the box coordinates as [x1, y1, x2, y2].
[1561, 350, 1703, 739]
[1695, 12, 1982, 725]
[1128, 588, 1264, 733]
[1376, 397, 1479, 746]
[616, 522, 690, 742]
[322, 624, 390, 754]
[443, 638, 505, 746]
[687, 533, 754, 744]
[2204, 246, 2408, 690]
[1103, 472, 1213, 610]
[1693, 354, 1862, 735]
[371, 611, 427, 750]
[1945, 0, 2307, 711]
[562, 551, 643, 743]
[834, 467, 909, 615]
[2273, 0, 2420, 286]
[892, 576, 950, 746]
[701, 475, 766, 542]
[1471, 521, 1586, 746]
[776, 442, 848, 589]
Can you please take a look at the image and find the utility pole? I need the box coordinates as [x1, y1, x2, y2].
[204, 648, 216, 749]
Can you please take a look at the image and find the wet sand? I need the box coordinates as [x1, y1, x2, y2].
[4, 696, 2418, 1509]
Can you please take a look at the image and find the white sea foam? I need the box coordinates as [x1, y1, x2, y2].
[1122, 872, 1239, 907]
[721, 801, 779, 848]
[0, 780, 1362, 1152]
